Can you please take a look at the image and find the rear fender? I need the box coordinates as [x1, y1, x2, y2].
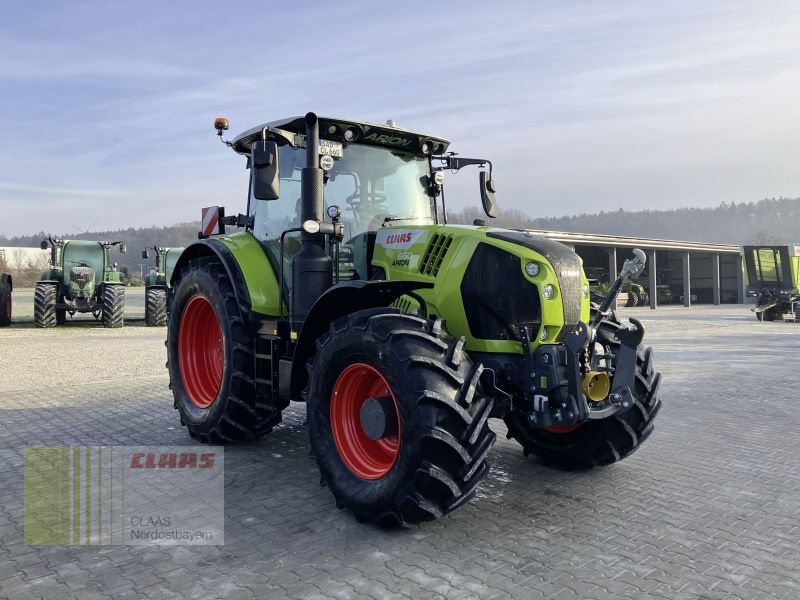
[170, 239, 253, 323]
[289, 280, 434, 399]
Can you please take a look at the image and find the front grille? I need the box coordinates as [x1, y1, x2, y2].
[550, 262, 582, 332]
[420, 234, 453, 276]
[460, 244, 541, 340]
[486, 231, 583, 334]
[70, 266, 95, 290]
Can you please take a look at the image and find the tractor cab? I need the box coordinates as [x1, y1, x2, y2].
[230, 116, 453, 284]
[743, 245, 800, 321]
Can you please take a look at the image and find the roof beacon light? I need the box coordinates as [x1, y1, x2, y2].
[214, 117, 229, 133]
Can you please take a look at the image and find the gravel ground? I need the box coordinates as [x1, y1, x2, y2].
[1, 305, 799, 599]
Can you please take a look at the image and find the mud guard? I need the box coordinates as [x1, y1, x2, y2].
[289, 280, 433, 399]
[170, 239, 252, 322]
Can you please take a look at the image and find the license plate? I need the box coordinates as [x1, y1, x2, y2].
[318, 139, 343, 157]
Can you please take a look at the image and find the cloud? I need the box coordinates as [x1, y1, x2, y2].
[2, 0, 800, 234]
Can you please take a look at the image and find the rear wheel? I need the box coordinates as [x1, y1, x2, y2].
[307, 308, 495, 526]
[0, 276, 11, 327]
[34, 283, 57, 328]
[756, 309, 777, 322]
[167, 257, 287, 443]
[101, 285, 125, 328]
[504, 314, 662, 469]
[626, 291, 640, 307]
[145, 287, 167, 326]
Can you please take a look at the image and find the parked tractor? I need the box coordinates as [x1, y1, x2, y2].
[35, 238, 127, 328]
[0, 272, 11, 326]
[141, 246, 183, 326]
[166, 113, 662, 526]
[586, 267, 649, 307]
[744, 245, 800, 321]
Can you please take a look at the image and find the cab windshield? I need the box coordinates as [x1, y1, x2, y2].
[251, 143, 434, 242]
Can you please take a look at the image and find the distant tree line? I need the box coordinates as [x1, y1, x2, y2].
[448, 197, 800, 245]
[2, 195, 798, 277]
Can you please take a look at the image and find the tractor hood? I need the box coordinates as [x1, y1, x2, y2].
[61, 241, 107, 285]
[372, 224, 590, 352]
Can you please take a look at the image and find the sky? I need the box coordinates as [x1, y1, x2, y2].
[2, 0, 800, 236]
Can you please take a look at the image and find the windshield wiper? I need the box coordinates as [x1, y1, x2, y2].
[383, 215, 419, 223]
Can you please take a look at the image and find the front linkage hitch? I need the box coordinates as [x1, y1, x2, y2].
[519, 249, 647, 429]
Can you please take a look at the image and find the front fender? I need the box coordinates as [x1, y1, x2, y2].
[289, 280, 434, 399]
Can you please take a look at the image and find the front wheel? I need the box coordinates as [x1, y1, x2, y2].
[167, 257, 286, 443]
[504, 315, 662, 469]
[307, 309, 495, 526]
[145, 287, 167, 326]
[34, 283, 57, 328]
[101, 285, 125, 328]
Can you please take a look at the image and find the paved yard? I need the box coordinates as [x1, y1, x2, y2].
[0, 306, 798, 599]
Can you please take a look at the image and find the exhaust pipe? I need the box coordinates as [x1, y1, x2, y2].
[291, 112, 332, 327]
[301, 112, 324, 232]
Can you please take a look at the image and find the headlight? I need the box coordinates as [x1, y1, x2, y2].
[524, 261, 540, 277]
[542, 284, 555, 300]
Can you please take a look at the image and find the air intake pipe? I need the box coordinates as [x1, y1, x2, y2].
[291, 112, 333, 327]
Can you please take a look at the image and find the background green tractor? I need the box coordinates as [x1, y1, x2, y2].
[35, 238, 127, 328]
[586, 267, 649, 307]
[166, 113, 662, 526]
[744, 245, 800, 321]
[141, 246, 183, 326]
[0, 272, 11, 326]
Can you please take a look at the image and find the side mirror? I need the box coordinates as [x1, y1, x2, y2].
[479, 171, 497, 218]
[119, 243, 127, 254]
[40, 240, 48, 250]
[141, 249, 149, 259]
[251, 140, 280, 200]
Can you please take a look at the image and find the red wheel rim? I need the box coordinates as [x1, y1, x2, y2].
[544, 424, 581, 434]
[178, 295, 223, 409]
[330, 363, 401, 480]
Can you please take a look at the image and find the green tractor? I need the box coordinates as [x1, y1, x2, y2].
[35, 238, 127, 328]
[744, 245, 800, 321]
[586, 267, 649, 307]
[141, 246, 183, 326]
[0, 272, 11, 326]
[166, 113, 662, 526]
